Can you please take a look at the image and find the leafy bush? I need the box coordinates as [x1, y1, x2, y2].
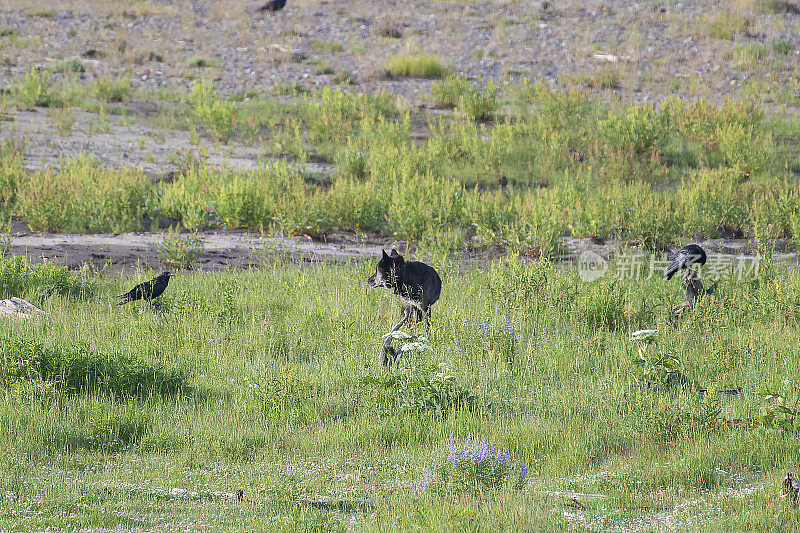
[13, 68, 59, 109]
[188, 77, 235, 142]
[599, 103, 664, 156]
[759, 386, 800, 434]
[705, 12, 749, 40]
[714, 122, 774, 177]
[680, 168, 748, 237]
[457, 80, 500, 121]
[188, 56, 216, 68]
[431, 77, 472, 109]
[157, 156, 308, 232]
[44, 58, 84, 74]
[15, 156, 148, 232]
[362, 337, 478, 415]
[48, 105, 76, 135]
[772, 39, 793, 55]
[306, 87, 398, 145]
[94, 74, 132, 103]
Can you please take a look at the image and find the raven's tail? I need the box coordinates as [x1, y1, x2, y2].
[662, 261, 679, 280]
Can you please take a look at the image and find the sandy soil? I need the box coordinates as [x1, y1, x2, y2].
[9, 221, 798, 273]
[8, 227, 401, 272]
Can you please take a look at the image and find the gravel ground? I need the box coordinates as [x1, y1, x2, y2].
[1, 0, 798, 101]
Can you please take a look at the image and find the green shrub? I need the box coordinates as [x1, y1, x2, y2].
[188, 56, 216, 68]
[25, 6, 56, 18]
[680, 169, 748, 237]
[457, 80, 500, 121]
[588, 65, 621, 90]
[13, 68, 58, 109]
[599, 103, 664, 156]
[94, 74, 132, 103]
[714, 122, 774, 177]
[0, 254, 95, 300]
[157, 157, 309, 232]
[44, 58, 84, 74]
[16, 156, 149, 232]
[772, 39, 793, 55]
[705, 12, 749, 40]
[431, 76, 472, 109]
[0, 143, 23, 211]
[310, 41, 343, 52]
[188, 77, 235, 142]
[385, 53, 449, 78]
[48, 106, 76, 135]
[306, 87, 398, 145]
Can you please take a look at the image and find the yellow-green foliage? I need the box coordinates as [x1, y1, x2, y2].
[385, 53, 449, 78]
[157, 157, 308, 232]
[94, 74, 132, 103]
[704, 11, 749, 40]
[306, 87, 398, 145]
[188, 77, 235, 142]
[0, 144, 23, 211]
[15, 156, 148, 232]
[13, 68, 57, 109]
[1, 82, 799, 251]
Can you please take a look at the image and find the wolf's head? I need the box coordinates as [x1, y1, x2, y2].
[367, 249, 404, 289]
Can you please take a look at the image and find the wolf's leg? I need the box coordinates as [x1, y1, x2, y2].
[381, 315, 408, 366]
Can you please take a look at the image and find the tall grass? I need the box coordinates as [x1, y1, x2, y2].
[0, 261, 799, 529]
[385, 53, 449, 78]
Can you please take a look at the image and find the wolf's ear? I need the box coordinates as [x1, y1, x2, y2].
[382, 250, 390, 260]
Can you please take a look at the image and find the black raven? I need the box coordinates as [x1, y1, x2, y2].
[662, 244, 707, 280]
[257, 0, 286, 12]
[118, 272, 172, 305]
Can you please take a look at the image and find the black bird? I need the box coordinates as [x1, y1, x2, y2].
[118, 272, 172, 305]
[662, 244, 707, 280]
[257, 0, 286, 12]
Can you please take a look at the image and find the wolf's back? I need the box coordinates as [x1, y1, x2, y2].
[403, 261, 442, 308]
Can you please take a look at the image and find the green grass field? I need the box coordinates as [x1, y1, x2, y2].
[2, 1, 800, 529]
[1, 252, 800, 531]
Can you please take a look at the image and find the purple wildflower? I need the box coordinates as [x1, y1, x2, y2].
[478, 440, 489, 465]
[518, 465, 528, 485]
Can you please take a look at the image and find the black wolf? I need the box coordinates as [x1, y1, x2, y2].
[662, 244, 707, 280]
[118, 272, 172, 305]
[367, 249, 442, 365]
